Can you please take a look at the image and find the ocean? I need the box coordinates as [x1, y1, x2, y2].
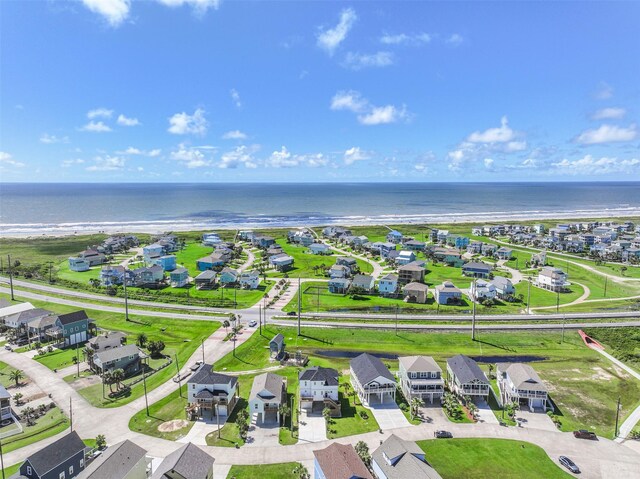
[1, 182, 639, 236]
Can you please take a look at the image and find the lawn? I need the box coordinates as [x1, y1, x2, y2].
[417, 438, 572, 479]
[330, 380, 379, 438]
[34, 345, 85, 371]
[215, 324, 640, 437]
[205, 397, 249, 448]
[128, 388, 193, 441]
[0, 293, 219, 408]
[226, 463, 305, 479]
[1, 463, 21, 478]
[2, 406, 70, 453]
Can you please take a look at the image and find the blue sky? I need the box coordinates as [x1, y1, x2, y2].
[1, 0, 639, 182]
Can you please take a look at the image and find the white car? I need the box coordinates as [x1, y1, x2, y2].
[248, 320, 257, 327]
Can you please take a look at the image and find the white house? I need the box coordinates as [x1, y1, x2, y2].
[537, 266, 569, 292]
[446, 355, 490, 399]
[497, 363, 550, 412]
[239, 270, 260, 289]
[468, 279, 497, 301]
[378, 274, 399, 297]
[0, 302, 35, 324]
[309, 243, 332, 255]
[329, 264, 350, 279]
[398, 356, 444, 403]
[249, 372, 286, 424]
[491, 276, 515, 299]
[350, 353, 396, 405]
[299, 366, 341, 416]
[187, 364, 238, 420]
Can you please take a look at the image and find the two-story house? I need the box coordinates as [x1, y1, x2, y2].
[398, 356, 444, 403]
[91, 344, 145, 377]
[299, 366, 341, 417]
[446, 354, 490, 400]
[350, 353, 396, 406]
[398, 262, 426, 285]
[0, 385, 12, 422]
[537, 266, 569, 292]
[378, 274, 399, 297]
[19, 431, 86, 479]
[497, 362, 550, 412]
[248, 372, 287, 424]
[187, 364, 238, 420]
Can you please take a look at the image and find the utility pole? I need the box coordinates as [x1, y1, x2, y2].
[259, 304, 262, 336]
[556, 289, 560, 314]
[614, 397, 622, 438]
[47, 261, 54, 283]
[123, 272, 130, 321]
[290, 395, 294, 434]
[7, 255, 14, 301]
[472, 278, 477, 341]
[0, 439, 5, 479]
[216, 403, 221, 438]
[175, 353, 182, 397]
[143, 359, 149, 416]
[201, 338, 205, 364]
[395, 305, 398, 336]
[604, 276, 608, 298]
[561, 314, 566, 343]
[232, 333, 237, 357]
[297, 277, 301, 336]
[76, 343, 80, 378]
[70, 398, 73, 431]
[526, 278, 531, 314]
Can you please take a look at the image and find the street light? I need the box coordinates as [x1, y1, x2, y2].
[143, 357, 149, 416]
[614, 397, 622, 439]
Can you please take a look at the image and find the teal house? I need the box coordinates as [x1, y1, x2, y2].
[53, 310, 90, 347]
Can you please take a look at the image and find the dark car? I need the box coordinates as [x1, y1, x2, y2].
[190, 361, 203, 371]
[573, 430, 597, 440]
[559, 456, 580, 474]
[286, 311, 297, 316]
[434, 430, 453, 438]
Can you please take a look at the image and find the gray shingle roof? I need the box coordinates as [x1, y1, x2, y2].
[399, 356, 441, 374]
[350, 353, 394, 385]
[77, 440, 147, 479]
[299, 366, 339, 386]
[26, 431, 85, 477]
[94, 344, 143, 364]
[58, 310, 89, 325]
[447, 355, 488, 385]
[249, 372, 285, 403]
[372, 434, 442, 479]
[188, 364, 237, 388]
[498, 363, 547, 392]
[151, 443, 214, 479]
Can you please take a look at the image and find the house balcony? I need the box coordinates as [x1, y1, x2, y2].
[514, 390, 548, 399]
[363, 384, 397, 394]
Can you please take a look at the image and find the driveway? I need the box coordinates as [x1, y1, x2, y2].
[474, 398, 499, 424]
[298, 410, 326, 443]
[370, 402, 410, 430]
[245, 413, 280, 447]
[517, 409, 557, 432]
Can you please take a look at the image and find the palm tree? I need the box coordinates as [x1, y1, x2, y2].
[22, 406, 36, 426]
[279, 403, 291, 427]
[136, 333, 148, 348]
[488, 364, 494, 379]
[222, 320, 230, 334]
[112, 368, 125, 390]
[410, 397, 424, 421]
[13, 392, 23, 405]
[354, 440, 371, 467]
[292, 464, 309, 479]
[103, 371, 114, 393]
[9, 369, 24, 387]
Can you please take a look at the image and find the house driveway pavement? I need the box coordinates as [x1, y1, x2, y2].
[298, 410, 326, 443]
[474, 398, 499, 425]
[517, 409, 557, 432]
[245, 414, 280, 447]
[370, 402, 411, 430]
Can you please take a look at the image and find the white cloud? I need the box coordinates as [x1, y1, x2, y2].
[265, 147, 328, 168]
[595, 82, 614, 100]
[343, 147, 370, 165]
[61, 159, 85, 168]
[483, 158, 494, 169]
[87, 107, 114, 119]
[317, 8, 357, 56]
[230, 89, 242, 108]
[156, 0, 221, 15]
[86, 155, 125, 171]
[170, 144, 211, 168]
[331, 90, 408, 126]
[219, 145, 259, 169]
[81, 0, 130, 27]
[575, 124, 638, 144]
[330, 90, 368, 113]
[591, 107, 626, 120]
[0, 152, 25, 168]
[505, 141, 527, 152]
[80, 121, 112, 132]
[552, 155, 640, 175]
[148, 149, 161, 157]
[358, 105, 407, 125]
[468, 116, 516, 143]
[446, 33, 464, 46]
[117, 114, 140, 126]
[222, 130, 248, 140]
[117, 147, 161, 157]
[40, 133, 69, 144]
[343, 51, 394, 70]
[168, 108, 208, 135]
[380, 32, 431, 45]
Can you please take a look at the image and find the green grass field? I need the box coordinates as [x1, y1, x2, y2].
[2, 406, 70, 453]
[128, 388, 193, 441]
[226, 463, 305, 479]
[417, 438, 572, 479]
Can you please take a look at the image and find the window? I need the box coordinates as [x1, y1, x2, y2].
[69, 465, 74, 475]
[26, 466, 32, 475]
[80, 458, 84, 467]
[419, 372, 428, 378]
[410, 372, 417, 379]
[59, 472, 66, 479]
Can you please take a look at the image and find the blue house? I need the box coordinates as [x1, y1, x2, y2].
[309, 243, 331, 255]
[378, 274, 399, 297]
[197, 253, 226, 271]
[68, 257, 90, 272]
[19, 431, 86, 479]
[434, 281, 463, 305]
[377, 242, 397, 258]
[143, 243, 164, 262]
[99, 266, 126, 286]
[462, 261, 493, 278]
[54, 310, 90, 347]
[202, 232, 222, 246]
[219, 267, 239, 285]
[386, 230, 403, 243]
[169, 267, 189, 288]
[153, 255, 177, 272]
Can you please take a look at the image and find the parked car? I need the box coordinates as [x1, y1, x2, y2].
[559, 456, 580, 474]
[286, 311, 297, 316]
[573, 430, 597, 440]
[434, 430, 453, 438]
[248, 320, 257, 327]
[190, 361, 203, 371]
[4, 345, 12, 351]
